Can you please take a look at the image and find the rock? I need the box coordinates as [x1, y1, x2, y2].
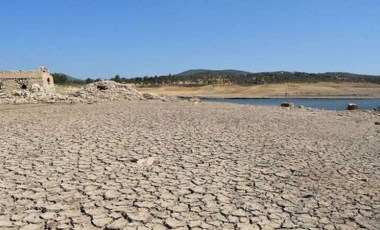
[143, 93, 161, 100]
[375, 121, 380, 125]
[137, 157, 155, 166]
[29, 84, 42, 93]
[13, 90, 28, 97]
[145, 157, 155, 165]
[96, 85, 108, 90]
[347, 103, 358, 110]
[189, 97, 202, 103]
[281, 102, 294, 108]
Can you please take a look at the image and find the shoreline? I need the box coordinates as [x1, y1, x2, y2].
[179, 96, 380, 100]
[137, 82, 380, 99]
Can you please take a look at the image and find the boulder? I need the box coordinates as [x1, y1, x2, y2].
[347, 103, 358, 110]
[143, 93, 161, 100]
[281, 102, 294, 108]
[29, 84, 42, 93]
[13, 91, 29, 97]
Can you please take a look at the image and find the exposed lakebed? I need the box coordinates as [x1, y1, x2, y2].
[1, 101, 379, 229]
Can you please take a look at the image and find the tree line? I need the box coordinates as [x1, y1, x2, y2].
[52, 71, 380, 86]
[51, 73, 101, 85]
[110, 71, 380, 86]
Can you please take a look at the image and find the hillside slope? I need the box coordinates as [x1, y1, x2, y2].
[124, 69, 380, 85]
[177, 69, 252, 76]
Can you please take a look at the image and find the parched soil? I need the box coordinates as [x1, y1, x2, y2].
[0, 101, 379, 229]
[137, 82, 380, 98]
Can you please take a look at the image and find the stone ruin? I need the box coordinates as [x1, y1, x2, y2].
[0, 66, 54, 94]
[0, 80, 193, 104]
[0, 68, 200, 104]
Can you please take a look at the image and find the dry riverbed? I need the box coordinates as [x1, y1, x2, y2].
[0, 101, 379, 229]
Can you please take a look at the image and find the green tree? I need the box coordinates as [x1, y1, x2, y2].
[85, 78, 95, 84]
[51, 73, 69, 84]
[113, 74, 121, 83]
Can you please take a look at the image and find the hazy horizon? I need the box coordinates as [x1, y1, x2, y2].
[1, 0, 379, 78]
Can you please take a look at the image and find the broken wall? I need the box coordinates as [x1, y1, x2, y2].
[0, 70, 54, 94]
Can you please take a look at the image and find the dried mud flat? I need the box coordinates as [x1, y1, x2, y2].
[0, 101, 379, 230]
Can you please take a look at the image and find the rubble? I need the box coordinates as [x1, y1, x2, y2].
[0, 81, 179, 104]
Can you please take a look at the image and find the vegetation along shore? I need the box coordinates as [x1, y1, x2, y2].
[52, 69, 380, 98]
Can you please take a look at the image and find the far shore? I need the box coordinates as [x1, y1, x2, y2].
[198, 96, 380, 100]
[136, 82, 380, 99]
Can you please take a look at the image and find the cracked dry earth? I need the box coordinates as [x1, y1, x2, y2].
[0, 101, 379, 230]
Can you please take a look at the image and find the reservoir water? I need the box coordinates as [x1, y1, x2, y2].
[204, 98, 380, 111]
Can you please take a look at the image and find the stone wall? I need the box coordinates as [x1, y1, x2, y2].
[0, 68, 54, 94]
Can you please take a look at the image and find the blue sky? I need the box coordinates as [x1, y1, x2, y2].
[0, 0, 379, 78]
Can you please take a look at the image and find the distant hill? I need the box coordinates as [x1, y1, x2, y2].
[51, 73, 85, 84]
[322, 72, 380, 78]
[177, 70, 379, 78]
[177, 69, 252, 76]
[121, 69, 380, 86]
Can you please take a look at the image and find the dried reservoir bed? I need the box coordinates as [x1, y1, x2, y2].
[0, 101, 379, 229]
[137, 82, 380, 98]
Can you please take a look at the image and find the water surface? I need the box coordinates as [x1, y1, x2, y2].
[204, 98, 380, 111]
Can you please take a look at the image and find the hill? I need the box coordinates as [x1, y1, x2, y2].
[51, 73, 85, 84]
[177, 69, 252, 76]
[121, 69, 380, 86]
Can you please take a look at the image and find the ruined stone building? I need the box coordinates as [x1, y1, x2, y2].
[0, 66, 54, 94]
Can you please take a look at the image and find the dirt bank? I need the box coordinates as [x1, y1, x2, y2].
[137, 82, 380, 98]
